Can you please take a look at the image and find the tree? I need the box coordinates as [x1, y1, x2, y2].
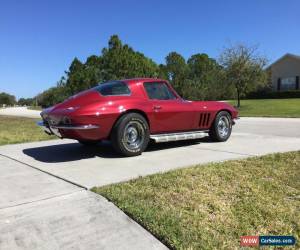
[0, 92, 16, 106]
[35, 77, 67, 107]
[165, 52, 188, 96]
[39, 35, 262, 107]
[185, 53, 225, 100]
[64, 57, 86, 96]
[35, 35, 161, 107]
[158, 64, 168, 80]
[101, 35, 159, 80]
[18, 98, 34, 106]
[219, 44, 268, 107]
[188, 53, 218, 77]
[36, 86, 66, 108]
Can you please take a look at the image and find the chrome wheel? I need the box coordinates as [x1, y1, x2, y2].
[217, 116, 230, 138]
[122, 121, 145, 151]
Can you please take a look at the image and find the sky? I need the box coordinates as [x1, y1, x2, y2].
[0, 0, 299, 99]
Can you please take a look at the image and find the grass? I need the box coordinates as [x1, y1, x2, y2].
[27, 106, 42, 111]
[226, 98, 300, 117]
[93, 151, 300, 249]
[0, 115, 54, 145]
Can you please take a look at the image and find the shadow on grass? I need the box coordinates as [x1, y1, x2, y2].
[23, 137, 212, 163]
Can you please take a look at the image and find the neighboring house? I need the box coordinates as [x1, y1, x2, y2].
[267, 53, 300, 91]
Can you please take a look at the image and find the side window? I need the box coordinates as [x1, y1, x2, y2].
[144, 82, 177, 100]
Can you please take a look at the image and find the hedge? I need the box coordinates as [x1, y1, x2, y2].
[246, 90, 300, 99]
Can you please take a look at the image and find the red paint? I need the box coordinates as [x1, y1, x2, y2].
[41, 78, 238, 141]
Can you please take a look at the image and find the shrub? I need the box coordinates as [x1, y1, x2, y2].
[246, 90, 300, 99]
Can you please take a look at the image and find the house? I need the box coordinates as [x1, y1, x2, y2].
[267, 53, 300, 91]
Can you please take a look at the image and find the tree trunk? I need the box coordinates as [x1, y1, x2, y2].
[237, 89, 241, 108]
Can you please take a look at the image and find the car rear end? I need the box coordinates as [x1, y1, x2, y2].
[38, 89, 105, 141]
[38, 81, 134, 141]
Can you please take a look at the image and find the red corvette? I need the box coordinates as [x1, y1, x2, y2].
[38, 78, 238, 156]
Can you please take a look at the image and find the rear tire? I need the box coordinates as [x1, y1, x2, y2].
[209, 111, 232, 142]
[111, 113, 150, 157]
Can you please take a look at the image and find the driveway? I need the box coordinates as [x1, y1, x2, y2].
[0, 117, 299, 249]
[0, 117, 299, 188]
[0, 107, 40, 118]
[0, 155, 167, 250]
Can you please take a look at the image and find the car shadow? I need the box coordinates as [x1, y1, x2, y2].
[22, 137, 212, 163]
[23, 141, 117, 163]
[146, 136, 211, 151]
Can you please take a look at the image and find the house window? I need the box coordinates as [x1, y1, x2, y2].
[281, 77, 296, 90]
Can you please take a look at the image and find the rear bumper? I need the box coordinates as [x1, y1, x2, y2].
[37, 121, 99, 138]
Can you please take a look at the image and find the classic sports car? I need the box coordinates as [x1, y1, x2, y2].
[38, 78, 238, 156]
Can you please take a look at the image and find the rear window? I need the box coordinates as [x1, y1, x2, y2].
[93, 81, 131, 96]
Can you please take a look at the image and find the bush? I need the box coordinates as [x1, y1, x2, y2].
[246, 90, 300, 99]
[0, 92, 16, 106]
[36, 86, 67, 108]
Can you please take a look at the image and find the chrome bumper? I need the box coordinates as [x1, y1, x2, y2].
[37, 121, 99, 138]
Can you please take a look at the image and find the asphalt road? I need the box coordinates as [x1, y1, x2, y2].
[0, 116, 299, 249]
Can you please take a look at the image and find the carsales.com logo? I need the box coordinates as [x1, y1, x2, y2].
[240, 236, 296, 247]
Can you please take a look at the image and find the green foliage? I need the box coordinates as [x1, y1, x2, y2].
[101, 35, 158, 81]
[35, 36, 269, 107]
[247, 89, 300, 99]
[18, 97, 34, 106]
[164, 52, 235, 101]
[220, 44, 268, 107]
[37, 35, 161, 107]
[165, 52, 188, 95]
[0, 92, 16, 106]
[188, 53, 218, 76]
[184, 53, 230, 100]
[36, 85, 67, 108]
[63, 35, 159, 98]
[64, 57, 86, 95]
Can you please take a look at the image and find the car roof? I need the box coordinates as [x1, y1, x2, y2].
[121, 78, 167, 85]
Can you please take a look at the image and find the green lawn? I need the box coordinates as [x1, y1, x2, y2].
[0, 115, 54, 145]
[93, 151, 300, 249]
[226, 98, 300, 117]
[27, 106, 42, 111]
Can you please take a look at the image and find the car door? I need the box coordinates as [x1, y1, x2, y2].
[143, 81, 197, 133]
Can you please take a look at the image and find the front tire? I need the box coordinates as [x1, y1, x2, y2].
[209, 111, 232, 142]
[111, 113, 150, 157]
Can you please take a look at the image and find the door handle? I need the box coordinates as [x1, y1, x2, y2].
[153, 105, 162, 110]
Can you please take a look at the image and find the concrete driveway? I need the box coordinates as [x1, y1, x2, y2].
[0, 117, 299, 188]
[0, 107, 40, 118]
[0, 117, 299, 249]
[0, 155, 167, 250]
